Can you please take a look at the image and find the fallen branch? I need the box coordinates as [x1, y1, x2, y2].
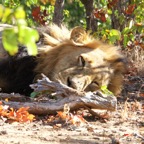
[0, 93, 30, 102]
[0, 75, 117, 115]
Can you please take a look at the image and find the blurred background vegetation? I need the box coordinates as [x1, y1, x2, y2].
[0, 0, 144, 55]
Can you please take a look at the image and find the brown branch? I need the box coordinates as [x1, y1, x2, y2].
[0, 93, 30, 102]
[2, 92, 116, 115]
[0, 75, 117, 115]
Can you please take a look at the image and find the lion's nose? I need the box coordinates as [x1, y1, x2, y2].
[67, 77, 85, 91]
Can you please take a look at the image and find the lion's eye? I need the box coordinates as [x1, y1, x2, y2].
[78, 56, 85, 67]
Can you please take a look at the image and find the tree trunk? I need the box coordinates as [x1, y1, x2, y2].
[53, 0, 65, 26]
[80, 0, 97, 32]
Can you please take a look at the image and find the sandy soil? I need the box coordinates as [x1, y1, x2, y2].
[0, 102, 143, 144]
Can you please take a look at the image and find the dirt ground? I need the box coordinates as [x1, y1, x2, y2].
[0, 104, 143, 144]
[0, 76, 144, 144]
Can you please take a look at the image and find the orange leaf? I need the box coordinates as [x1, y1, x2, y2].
[123, 133, 132, 137]
[5, 98, 9, 102]
[0, 105, 35, 123]
[32, 6, 48, 25]
[32, 6, 40, 17]
[125, 4, 136, 15]
[70, 115, 86, 125]
[8, 111, 15, 117]
[57, 111, 68, 120]
[107, 0, 118, 9]
[139, 93, 144, 97]
[27, 114, 35, 121]
[0, 105, 3, 111]
[40, 0, 49, 4]
[17, 107, 29, 113]
[94, 9, 106, 22]
[135, 23, 142, 26]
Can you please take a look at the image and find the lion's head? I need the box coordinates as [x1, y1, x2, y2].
[35, 25, 126, 95]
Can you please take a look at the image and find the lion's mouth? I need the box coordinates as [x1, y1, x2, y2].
[66, 76, 92, 91]
[84, 81, 100, 92]
[67, 76, 83, 90]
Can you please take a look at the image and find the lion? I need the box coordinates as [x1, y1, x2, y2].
[0, 24, 126, 96]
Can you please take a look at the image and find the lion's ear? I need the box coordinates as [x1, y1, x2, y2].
[70, 26, 86, 44]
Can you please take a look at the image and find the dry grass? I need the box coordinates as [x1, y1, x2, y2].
[125, 46, 144, 76]
[120, 99, 142, 121]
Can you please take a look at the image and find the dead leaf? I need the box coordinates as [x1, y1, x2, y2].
[0, 102, 35, 123]
[125, 4, 136, 15]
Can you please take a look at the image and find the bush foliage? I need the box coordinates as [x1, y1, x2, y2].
[0, 0, 143, 55]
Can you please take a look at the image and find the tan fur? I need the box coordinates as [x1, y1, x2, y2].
[35, 25, 126, 96]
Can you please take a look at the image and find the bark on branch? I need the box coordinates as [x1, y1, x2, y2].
[1, 75, 117, 115]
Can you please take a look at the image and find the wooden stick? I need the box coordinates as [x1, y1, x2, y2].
[0, 75, 117, 115]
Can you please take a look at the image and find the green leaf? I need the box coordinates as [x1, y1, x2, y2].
[17, 19, 27, 26]
[18, 26, 39, 55]
[123, 34, 129, 47]
[129, 33, 135, 41]
[109, 29, 121, 39]
[101, 85, 113, 95]
[0, 4, 4, 19]
[109, 29, 121, 44]
[30, 92, 39, 98]
[122, 27, 130, 34]
[26, 42, 38, 56]
[107, 9, 112, 15]
[2, 7, 12, 23]
[14, 7, 25, 19]
[2, 28, 18, 55]
[101, 85, 107, 91]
